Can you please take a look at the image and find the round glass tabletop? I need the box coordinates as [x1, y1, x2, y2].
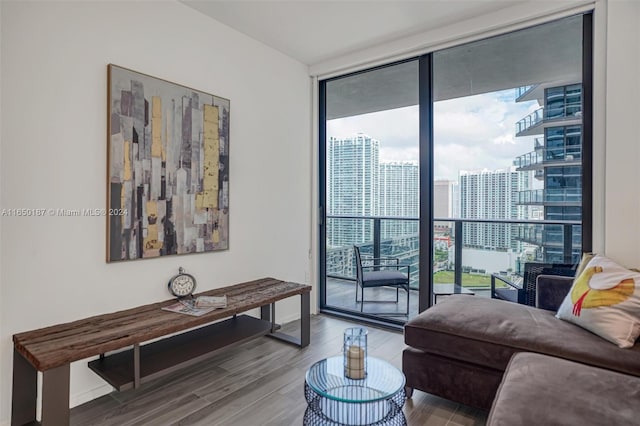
[305, 356, 405, 404]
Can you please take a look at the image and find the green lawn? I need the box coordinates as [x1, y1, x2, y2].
[433, 270, 491, 288]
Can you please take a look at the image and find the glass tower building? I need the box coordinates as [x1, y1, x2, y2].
[514, 83, 583, 263]
[327, 133, 380, 248]
[459, 167, 530, 251]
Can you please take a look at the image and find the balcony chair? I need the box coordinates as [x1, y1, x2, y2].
[491, 262, 576, 306]
[353, 245, 410, 316]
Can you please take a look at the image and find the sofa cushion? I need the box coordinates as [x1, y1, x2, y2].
[404, 295, 640, 376]
[556, 255, 640, 348]
[487, 352, 640, 426]
[575, 251, 596, 277]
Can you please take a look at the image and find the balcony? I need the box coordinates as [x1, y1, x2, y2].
[516, 223, 582, 247]
[516, 108, 544, 136]
[515, 85, 536, 101]
[324, 215, 581, 319]
[515, 146, 582, 171]
[534, 137, 544, 151]
[515, 106, 582, 137]
[517, 188, 581, 205]
[514, 151, 542, 169]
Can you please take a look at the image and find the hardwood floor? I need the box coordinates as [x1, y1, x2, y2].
[71, 315, 487, 425]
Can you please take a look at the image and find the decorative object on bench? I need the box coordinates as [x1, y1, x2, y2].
[304, 356, 407, 425]
[491, 262, 576, 306]
[107, 64, 230, 262]
[353, 245, 410, 315]
[11, 278, 310, 426]
[556, 255, 640, 348]
[167, 267, 197, 298]
[343, 327, 367, 379]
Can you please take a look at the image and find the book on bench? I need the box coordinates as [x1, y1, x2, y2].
[162, 296, 227, 316]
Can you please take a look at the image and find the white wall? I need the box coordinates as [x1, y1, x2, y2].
[0, 0, 310, 422]
[603, 0, 640, 266]
[0, 2, 3, 423]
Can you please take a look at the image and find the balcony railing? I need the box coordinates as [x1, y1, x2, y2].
[515, 85, 535, 100]
[516, 223, 582, 247]
[517, 188, 582, 205]
[515, 146, 582, 170]
[534, 137, 544, 150]
[326, 215, 581, 291]
[514, 151, 542, 169]
[515, 105, 583, 135]
[516, 108, 544, 135]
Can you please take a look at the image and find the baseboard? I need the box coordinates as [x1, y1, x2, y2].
[70, 384, 113, 408]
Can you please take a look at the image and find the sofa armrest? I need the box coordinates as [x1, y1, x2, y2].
[536, 275, 574, 311]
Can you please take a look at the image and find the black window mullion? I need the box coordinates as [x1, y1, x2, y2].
[418, 54, 433, 312]
[318, 80, 327, 309]
[581, 12, 593, 253]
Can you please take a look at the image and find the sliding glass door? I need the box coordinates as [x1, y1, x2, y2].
[320, 60, 420, 323]
[319, 13, 592, 325]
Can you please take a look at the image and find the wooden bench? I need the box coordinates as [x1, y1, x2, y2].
[11, 277, 311, 426]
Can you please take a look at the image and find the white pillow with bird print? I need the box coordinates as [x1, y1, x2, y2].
[556, 255, 640, 348]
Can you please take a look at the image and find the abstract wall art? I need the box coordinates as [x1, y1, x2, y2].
[107, 64, 229, 261]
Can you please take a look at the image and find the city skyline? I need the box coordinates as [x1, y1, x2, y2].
[327, 88, 539, 181]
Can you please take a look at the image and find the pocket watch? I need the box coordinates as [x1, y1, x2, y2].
[168, 267, 196, 298]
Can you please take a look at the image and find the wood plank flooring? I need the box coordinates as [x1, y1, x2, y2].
[71, 315, 488, 426]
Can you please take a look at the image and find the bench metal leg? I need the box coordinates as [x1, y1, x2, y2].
[264, 292, 310, 348]
[41, 363, 70, 426]
[270, 303, 276, 332]
[260, 304, 271, 322]
[134, 343, 141, 389]
[300, 291, 310, 347]
[12, 349, 70, 426]
[11, 349, 37, 426]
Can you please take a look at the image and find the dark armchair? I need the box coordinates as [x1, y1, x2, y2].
[491, 262, 576, 306]
[535, 274, 575, 311]
[353, 245, 410, 316]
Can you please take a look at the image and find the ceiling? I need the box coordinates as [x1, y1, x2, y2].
[182, 1, 583, 120]
[182, 1, 527, 66]
[326, 13, 582, 119]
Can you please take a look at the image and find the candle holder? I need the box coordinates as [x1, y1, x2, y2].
[343, 327, 367, 379]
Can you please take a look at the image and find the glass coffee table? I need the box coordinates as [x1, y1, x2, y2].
[304, 356, 406, 425]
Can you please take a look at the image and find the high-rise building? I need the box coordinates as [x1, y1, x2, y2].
[433, 180, 458, 236]
[513, 83, 583, 263]
[327, 133, 379, 247]
[459, 168, 530, 251]
[379, 162, 419, 238]
[434, 180, 456, 219]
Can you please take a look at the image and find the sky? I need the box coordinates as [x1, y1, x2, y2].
[326, 89, 540, 181]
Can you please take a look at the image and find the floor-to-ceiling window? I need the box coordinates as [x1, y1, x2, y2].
[431, 14, 591, 299]
[319, 13, 592, 325]
[320, 60, 420, 324]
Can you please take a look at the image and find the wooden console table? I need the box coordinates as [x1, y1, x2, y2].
[11, 277, 311, 426]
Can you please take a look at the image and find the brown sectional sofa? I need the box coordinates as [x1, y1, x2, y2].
[488, 352, 640, 426]
[402, 275, 640, 411]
